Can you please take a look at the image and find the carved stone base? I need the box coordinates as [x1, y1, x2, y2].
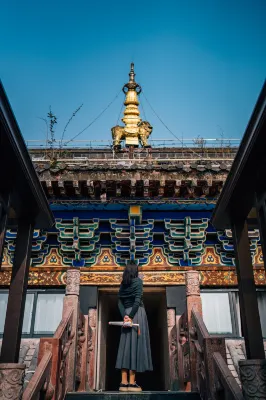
[0, 363, 25, 400]
[239, 359, 266, 399]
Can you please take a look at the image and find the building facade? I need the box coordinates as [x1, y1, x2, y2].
[0, 66, 265, 392]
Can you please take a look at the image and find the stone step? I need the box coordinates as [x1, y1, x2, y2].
[65, 391, 201, 400]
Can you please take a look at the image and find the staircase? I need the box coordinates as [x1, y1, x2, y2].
[65, 391, 201, 400]
[21, 270, 243, 400]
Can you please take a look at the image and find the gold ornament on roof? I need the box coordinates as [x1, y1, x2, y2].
[111, 63, 153, 148]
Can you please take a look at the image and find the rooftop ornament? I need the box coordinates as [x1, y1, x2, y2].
[111, 63, 153, 149]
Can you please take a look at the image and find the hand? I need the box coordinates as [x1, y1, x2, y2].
[123, 315, 132, 327]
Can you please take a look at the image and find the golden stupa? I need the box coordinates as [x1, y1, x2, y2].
[111, 63, 153, 148]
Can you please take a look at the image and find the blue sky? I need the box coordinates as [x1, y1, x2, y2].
[0, 0, 265, 146]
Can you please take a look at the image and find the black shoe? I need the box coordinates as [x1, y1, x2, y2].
[128, 383, 142, 392]
[119, 383, 128, 392]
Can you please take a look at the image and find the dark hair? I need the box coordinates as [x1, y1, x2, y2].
[122, 262, 138, 285]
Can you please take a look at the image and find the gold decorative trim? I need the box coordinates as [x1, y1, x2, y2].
[0, 267, 265, 286]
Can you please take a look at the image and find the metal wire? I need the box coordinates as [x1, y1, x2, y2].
[116, 94, 125, 126]
[142, 89, 203, 158]
[64, 90, 122, 145]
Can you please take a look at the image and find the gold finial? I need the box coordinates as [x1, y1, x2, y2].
[129, 63, 135, 82]
[111, 63, 153, 148]
[122, 63, 142, 146]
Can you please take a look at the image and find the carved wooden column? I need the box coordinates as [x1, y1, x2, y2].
[185, 270, 202, 391]
[167, 308, 178, 390]
[185, 270, 202, 321]
[87, 308, 97, 391]
[63, 268, 81, 392]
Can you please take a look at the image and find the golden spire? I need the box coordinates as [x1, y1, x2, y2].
[122, 63, 142, 145]
[111, 63, 153, 148]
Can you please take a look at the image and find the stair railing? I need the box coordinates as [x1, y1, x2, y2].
[177, 271, 244, 400]
[22, 306, 74, 400]
[213, 352, 244, 400]
[23, 269, 91, 398]
[22, 346, 53, 400]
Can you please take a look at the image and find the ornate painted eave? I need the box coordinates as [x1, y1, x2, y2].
[0, 266, 265, 286]
[1, 246, 265, 286]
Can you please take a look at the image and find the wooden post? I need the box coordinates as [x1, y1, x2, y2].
[63, 268, 80, 392]
[232, 219, 264, 359]
[0, 219, 34, 363]
[167, 308, 178, 390]
[185, 271, 202, 391]
[87, 308, 97, 391]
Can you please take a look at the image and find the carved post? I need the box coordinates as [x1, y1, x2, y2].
[176, 314, 188, 391]
[174, 180, 181, 198]
[45, 180, 54, 197]
[159, 180, 165, 197]
[58, 180, 66, 196]
[0, 363, 25, 400]
[185, 271, 202, 391]
[130, 179, 136, 198]
[186, 270, 202, 321]
[86, 181, 95, 199]
[73, 181, 81, 196]
[78, 315, 88, 392]
[116, 182, 121, 197]
[63, 268, 81, 392]
[167, 309, 178, 390]
[239, 359, 266, 400]
[143, 179, 149, 198]
[87, 308, 97, 391]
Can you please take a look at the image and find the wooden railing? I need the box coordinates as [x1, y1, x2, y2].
[75, 309, 88, 392]
[213, 352, 244, 400]
[23, 347, 53, 400]
[23, 307, 75, 400]
[177, 309, 244, 399]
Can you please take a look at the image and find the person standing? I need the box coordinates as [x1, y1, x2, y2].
[115, 262, 153, 392]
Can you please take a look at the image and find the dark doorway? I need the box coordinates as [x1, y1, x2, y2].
[96, 288, 169, 391]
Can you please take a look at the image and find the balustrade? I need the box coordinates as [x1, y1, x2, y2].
[21, 269, 89, 399]
[177, 271, 245, 400]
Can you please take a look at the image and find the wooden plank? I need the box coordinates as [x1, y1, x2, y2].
[232, 219, 264, 359]
[0, 220, 34, 363]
